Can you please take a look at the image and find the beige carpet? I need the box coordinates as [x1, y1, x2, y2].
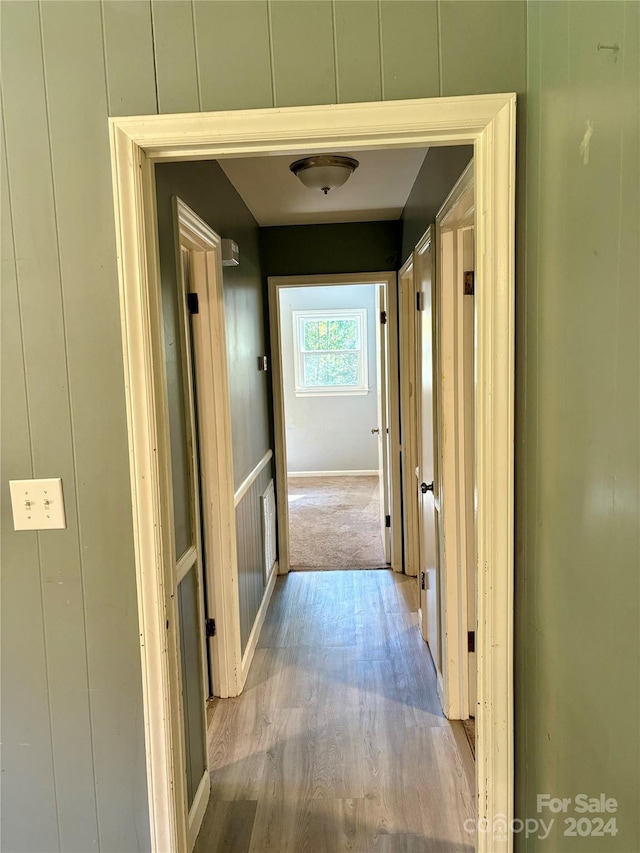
[288, 476, 387, 571]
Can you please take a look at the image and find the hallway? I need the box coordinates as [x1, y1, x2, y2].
[195, 570, 475, 853]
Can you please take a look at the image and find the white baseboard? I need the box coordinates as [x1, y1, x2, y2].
[188, 769, 210, 850]
[240, 561, 278, 686]
[437, 671, 447, 717]
[288, 469, 379, 478]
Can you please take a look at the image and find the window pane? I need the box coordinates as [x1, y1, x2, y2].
[303, 352, 359, 386]
[303, 318, 358, 351]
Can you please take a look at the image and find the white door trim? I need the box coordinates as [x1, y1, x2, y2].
[234, 449, 273, 508]
[267, 271, 401, 574]
[108, 94, 516, 853]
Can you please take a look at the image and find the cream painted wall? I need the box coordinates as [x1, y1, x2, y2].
[2, 2, 638, 852]
[280, 285, 379, 474]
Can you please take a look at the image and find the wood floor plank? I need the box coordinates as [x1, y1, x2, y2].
[198, 570, 475, 852]
[193, 799, 257, 853]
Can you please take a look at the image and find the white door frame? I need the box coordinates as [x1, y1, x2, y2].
[174, 198, 243, 704]
[398, 255, 420, 577]
[108, 94, 516, 853]
[267, 272, 402, 574]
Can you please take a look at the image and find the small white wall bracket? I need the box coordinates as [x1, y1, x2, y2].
[9, 478, 67, 531]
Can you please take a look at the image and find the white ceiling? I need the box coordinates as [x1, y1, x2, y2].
[218, 147, 428, 227]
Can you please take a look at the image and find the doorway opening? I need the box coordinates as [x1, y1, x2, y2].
[269, 273, 401, 574]
[109, 94, 516, 853]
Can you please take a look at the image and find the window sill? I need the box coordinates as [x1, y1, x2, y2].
[294, 388, 370, 398]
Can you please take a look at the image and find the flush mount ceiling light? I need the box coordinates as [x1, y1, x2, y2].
[290, 154, 359, 195]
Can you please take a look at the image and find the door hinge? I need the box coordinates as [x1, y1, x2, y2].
[380, 310, 387, 325]
[187, 292, 199, 314]
[205, 617, 216, 638]
[385, 514, 391, 528]
[463, 271, 475, 296]
[420, 571, 426, 591]
[468, 630, 475, 653]
[416, 291, 422, 311]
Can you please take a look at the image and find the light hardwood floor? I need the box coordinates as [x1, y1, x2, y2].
[195, 570, 475, 853]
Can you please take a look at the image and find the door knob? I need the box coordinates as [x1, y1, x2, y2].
[420, 481, 434, 494]
[371, 428, 380, 434]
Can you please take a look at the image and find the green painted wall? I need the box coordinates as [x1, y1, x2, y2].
[260, 221, 402, 277]
[2, 1, 638, 851]
[1, 2, 152, 851]
[400, 146, 474, 263]
[155, 160, 271, 489]
[516, 3, 639, 850]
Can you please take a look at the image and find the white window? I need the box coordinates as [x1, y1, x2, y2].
[292, 308, 368, 396]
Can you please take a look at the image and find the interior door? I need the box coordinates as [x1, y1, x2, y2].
[460, 225, 477, 716]
[174, 247, 210, 846]
[435, 164, 476, 719]
[375, 284, 391, 562]
[398, 260, 420, 577]
[415, 233, 442, 674]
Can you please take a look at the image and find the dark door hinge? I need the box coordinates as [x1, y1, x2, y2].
[380, 310, 387, 325]
[468, 630, 475, 653]
[420, 571, 426, 591]
[463, 271, 475, 296]
[205, 617, 216, 638]
[187, 292, 199, 314]
[416, 291, 422, 311]
[385, 514, 391, 528]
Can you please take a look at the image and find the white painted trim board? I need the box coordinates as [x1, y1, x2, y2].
[288, 469, 379, 478]
[234, 449, 273, 507]
[109, 94, 516, 853]
[187, 771, 210, 852]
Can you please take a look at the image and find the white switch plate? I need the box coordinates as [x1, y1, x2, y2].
[9, 478, 67, 531]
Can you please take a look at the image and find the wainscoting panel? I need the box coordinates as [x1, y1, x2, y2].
[236, 458, 275, 652]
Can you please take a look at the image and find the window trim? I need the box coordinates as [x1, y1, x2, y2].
[292, 308, 369, 396]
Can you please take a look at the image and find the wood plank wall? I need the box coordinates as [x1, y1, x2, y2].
[0, 2, 526, 850]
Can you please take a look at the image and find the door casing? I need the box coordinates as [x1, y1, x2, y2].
[268, 272, 402, 574]
[108, 94, 516, 853]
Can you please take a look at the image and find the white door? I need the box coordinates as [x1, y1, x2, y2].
[398, 259, 420, 577]
[174, 197, 242, 708]
[460, 225, 477, 716]
[415, 232, 442, 674]
[174, 246, 211, 848]
[435, 163, 476, 719]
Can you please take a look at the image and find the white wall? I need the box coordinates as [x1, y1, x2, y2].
[280, 285, 379, 473]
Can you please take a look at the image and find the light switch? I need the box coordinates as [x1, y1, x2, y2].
[9, 478, 67, 531]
